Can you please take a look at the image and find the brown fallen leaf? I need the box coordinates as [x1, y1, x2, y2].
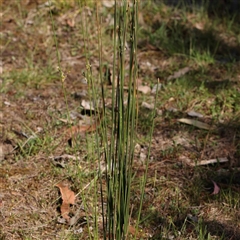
[60, 202, 71, 222]
[56, 182, 76, 222]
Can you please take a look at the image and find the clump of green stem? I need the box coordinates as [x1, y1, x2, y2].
[98, 1, 139, 239]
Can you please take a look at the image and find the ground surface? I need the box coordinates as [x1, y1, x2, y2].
[1, 1, 240, 239]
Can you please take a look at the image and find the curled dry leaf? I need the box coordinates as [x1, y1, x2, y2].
[187, 110, 204, 118]
[167, 67, 191, 81]
[56, 182, 76, 222]
[211, 180, 220, 195]
[197, 157, 228, 166]
[179, 156, 228, 167]
[177, 118, 211, 130]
